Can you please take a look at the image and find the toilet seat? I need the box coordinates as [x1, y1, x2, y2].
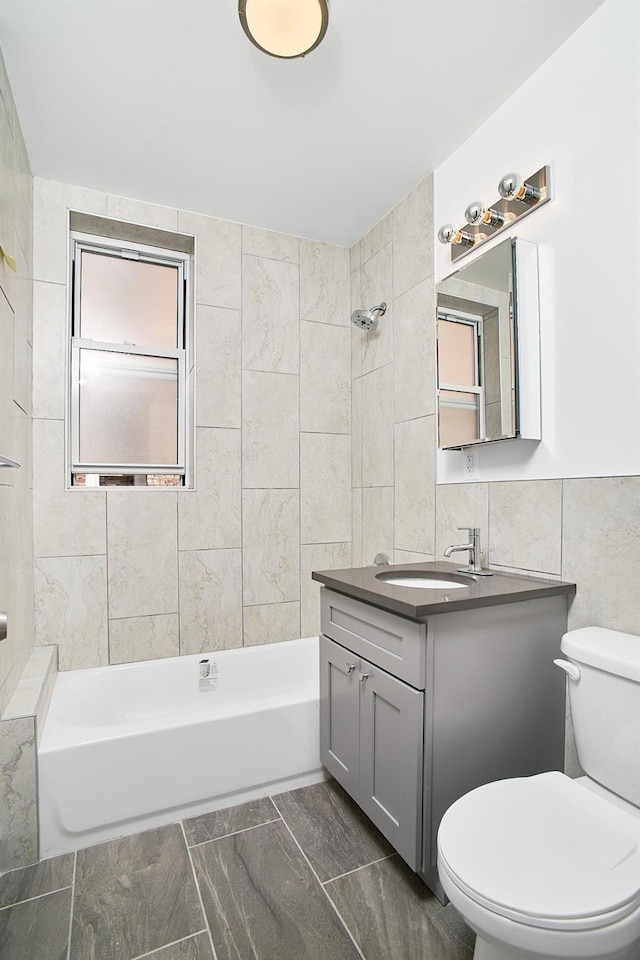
[438, 772, 640, 932]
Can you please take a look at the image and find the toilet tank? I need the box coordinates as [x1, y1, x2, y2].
[561, 627, 640, 806]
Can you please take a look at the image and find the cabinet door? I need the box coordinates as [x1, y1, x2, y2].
[319, 635, 360, 797]
[359, 660, 424, 870]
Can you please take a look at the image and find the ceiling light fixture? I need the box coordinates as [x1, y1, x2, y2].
[238, 0, 329, 59]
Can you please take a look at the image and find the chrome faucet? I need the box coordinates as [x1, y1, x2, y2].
[444, 527, 493, 576]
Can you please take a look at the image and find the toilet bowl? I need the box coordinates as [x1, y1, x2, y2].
[436, 627, 640, 960]
[438, 772, 640, 960]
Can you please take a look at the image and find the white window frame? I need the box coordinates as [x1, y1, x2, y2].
[437, 307, 486, 446]
[68, 231, 192, 487]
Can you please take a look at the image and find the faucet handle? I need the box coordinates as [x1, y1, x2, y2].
[457, 526, 479, 537]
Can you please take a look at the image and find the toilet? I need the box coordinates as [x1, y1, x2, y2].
[437, 627, 640, 960]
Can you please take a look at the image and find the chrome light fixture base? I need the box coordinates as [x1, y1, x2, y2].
[440, 165, 552, 263]
[238, 0, 329, 59]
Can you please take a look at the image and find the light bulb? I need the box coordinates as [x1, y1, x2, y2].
[437, 224, 474, 247]
[465, 201, 507, 228]
[498, 172, 540, 203]
[438, 224, 457, 244]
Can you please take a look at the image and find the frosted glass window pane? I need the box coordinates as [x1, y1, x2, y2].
[79, 251, 179, 348]
[79, 350, 178, 465]
[438, 320, 476, 386]
[439, 390, 479, 448]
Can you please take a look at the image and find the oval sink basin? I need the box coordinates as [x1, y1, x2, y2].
[375, 571, 471, 589]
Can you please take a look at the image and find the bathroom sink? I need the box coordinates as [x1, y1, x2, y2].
[375, 571, 472, 589]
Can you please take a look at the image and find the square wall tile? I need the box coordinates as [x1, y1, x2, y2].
[242, 255, 299, 374]
[350, 270, 362, 380]
[178, 210, 241, 310]
[179, 428, 241, 551]
[33, 419, 107, 559]
[489, 480, 562, 575]
[392, 174, 433, 298]
[242, 371, 299, 489]
[33, 178, 107, 284]
[350, 240, 361, 273]
[0, 716, 37, 870]
[394, 549, 435, 563]
[243, 602, 300, 647]
[242, 489, 299, 606]
[300, 542, 351, 638]
[360, 243, 393, 376]
[361, 364, 394, 487]
[242, 224, 299, 263]
[34, 556, 108, 670]
[106, 195, 178, 231]
[563, 476, 640, 633]
[11, 270, 31, 418]
[300, 240, 350, 326]
[394, 416, 435, 555]
[109, 614, 179, 665]
[179, 549, 242, 655]
[301, 433, 351, 544]
[107, 491, 178, 619]
[0, 292, 14, 463]
[435, 482, 489, 563]
[32, 281, 66, 421]
[0, 93, 15, 259]
[362, 487, 393, 565]
[360, 211, 392, 266]
[352, 376, 362, 488]
[352, 488, 363, 567]
[394, 277, 435, 423]
[195, 305, 241, 428]
[300, 321, 350, 434]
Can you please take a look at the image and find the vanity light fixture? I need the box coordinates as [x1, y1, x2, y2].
[438, 165, 552, 263]
[238, 0, 329, 59]
[437, 224, 476, 247]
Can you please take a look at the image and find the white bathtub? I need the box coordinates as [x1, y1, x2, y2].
[38, 636, 325, 857]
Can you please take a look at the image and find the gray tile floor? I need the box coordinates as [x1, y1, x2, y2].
[0, 779, 475, 960]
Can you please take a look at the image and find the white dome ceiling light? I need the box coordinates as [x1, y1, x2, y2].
[238, 0, 329, 59]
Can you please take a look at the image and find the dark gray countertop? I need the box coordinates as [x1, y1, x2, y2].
[312, 560, 576, 621]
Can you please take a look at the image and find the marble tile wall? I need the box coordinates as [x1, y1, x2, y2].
[0, 48, 38, 871]
[31, 181, 352, 669]
[351, 175, 436, 568]
[0, 48, 34, 714]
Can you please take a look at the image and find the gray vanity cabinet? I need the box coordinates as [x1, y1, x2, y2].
[320, 634, 424, 868]
[318, 581, 571, 902]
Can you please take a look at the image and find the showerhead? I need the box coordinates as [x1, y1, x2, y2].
[351, 302, 387, 331]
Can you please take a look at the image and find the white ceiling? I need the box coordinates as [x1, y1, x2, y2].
[0, 0, 603, 247]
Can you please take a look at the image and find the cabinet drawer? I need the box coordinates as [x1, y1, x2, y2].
[321, 588, 426, 688]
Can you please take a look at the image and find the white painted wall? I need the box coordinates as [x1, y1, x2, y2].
[435, 0, 640, 483]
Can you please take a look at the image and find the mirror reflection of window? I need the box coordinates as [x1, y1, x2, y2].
[436, 237, 518, 449]
[437, 314, 483, 448]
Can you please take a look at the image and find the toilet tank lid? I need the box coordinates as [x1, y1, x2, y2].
[562, 627, 640, 682]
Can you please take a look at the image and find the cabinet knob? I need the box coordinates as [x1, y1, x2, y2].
[359, 672, 369, 683]
[346, 663, 356, 674]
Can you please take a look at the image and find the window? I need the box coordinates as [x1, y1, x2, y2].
[437, 309, 485, 449]
[69, 228, 193, 487]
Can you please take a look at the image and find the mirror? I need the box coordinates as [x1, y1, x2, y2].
[436, 236, 540, 450]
